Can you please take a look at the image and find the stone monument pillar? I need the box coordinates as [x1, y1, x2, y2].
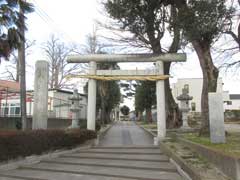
[33, 61, 49, 129]
[87, 61, 97, 130]
[155, 61, 166, 143]
[209, 93, 226, 143]
[69, 89, 82, 128]
[177, 86, 193, 129]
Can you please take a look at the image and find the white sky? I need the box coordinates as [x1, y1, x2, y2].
[0, 0, 240, 109]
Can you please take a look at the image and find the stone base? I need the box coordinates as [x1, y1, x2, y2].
[154, 136, 165, 146]
[180, 126, 192, 130]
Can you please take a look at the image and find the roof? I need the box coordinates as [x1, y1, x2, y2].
[230, 94, 240, 100]
[49, 88, 87, 97]
[0, 80, 20, 92]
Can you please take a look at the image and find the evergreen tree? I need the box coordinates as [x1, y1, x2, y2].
[0, 0, 34, 59]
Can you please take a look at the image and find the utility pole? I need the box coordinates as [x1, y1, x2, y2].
[18, 1, 27, 130]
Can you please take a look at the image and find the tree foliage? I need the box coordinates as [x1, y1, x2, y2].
[104, 0, 167, 52]
[135, 81, 156, 122]
[97, 62, 121, 124]
[0, 0, 34, 59]
[178, 0, 233, 44]
[120, 105, 130, 116]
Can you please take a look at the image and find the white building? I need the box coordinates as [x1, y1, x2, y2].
[0, 81, 87, 119]
[225, 94, 240, 110]
[172, 78, 230, 112]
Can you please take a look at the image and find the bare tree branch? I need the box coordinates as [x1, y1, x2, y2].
[42, 34, 85, 89]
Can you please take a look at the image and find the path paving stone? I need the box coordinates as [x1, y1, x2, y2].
[99, 121, 154, 146]
[42, 157, 176, 171]
[63, 152, 169, 161]
[0, 121, 184, 180]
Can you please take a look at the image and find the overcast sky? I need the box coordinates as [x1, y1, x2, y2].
[0, 0, 239, 108]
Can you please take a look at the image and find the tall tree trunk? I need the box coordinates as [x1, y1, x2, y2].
[54, 67, 59, 88]
[192, 41, 219, 136]
[50, 67, 54, 89]
[164, 62, 181, 128]
[146, 108, 153, 123]
[19, 4, 27, 130]
[137, 111, 143, 121]
[16, 59, 20, 82]
[165, 4, 182, 128]
[105, 110, 111, 124]
[100, 100, 106, 125]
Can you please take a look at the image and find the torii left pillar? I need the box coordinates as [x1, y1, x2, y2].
[155, 61, 166, 144]
[87, 61, 97, 130]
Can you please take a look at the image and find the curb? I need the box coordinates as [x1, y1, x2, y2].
[177, 137, 239, 180]
[138, 124, 197, 180]
[159, 141, 201, 180]
[94, 122, 114, 146]
[138, 125, 157, 137]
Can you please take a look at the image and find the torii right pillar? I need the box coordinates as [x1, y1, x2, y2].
[155, 61, 166, 145]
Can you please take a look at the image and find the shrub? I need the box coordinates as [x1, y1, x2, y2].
[0, 129, 96, 162]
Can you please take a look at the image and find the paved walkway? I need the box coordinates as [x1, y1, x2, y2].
[99, 121, 154, 146]
[0, 121, 184, 180]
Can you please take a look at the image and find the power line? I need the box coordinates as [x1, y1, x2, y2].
[31, 0, 76, 42]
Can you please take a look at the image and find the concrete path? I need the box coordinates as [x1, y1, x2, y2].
[99, 121, 154, 146]
[0, 121, 184, 180]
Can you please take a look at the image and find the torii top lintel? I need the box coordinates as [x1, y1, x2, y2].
[67, 53, 186, 63]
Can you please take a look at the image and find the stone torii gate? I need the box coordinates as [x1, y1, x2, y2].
[67, 53, 186, 142]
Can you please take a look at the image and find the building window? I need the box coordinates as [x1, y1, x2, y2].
[4, 107, 9, 115]
[1, 104, 21, 116]
[184, 84, 189, 92]
[10, 107, 15, 115]
[226, 101, 232, 105]
[191, 102, 196, 111]
[15, 107, 20, 115]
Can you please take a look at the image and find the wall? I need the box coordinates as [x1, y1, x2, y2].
[0, 117, 72, 130]
[225, 99, 240, 110]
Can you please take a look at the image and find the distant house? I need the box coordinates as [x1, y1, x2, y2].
[225, 94, 240, 110]
[172, 78, 230, 112]
[0, 81, 87, 119]
[48, 89, 87, 119]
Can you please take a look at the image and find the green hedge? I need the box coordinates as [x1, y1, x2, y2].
[0, 129, 96, 162]
[225, 110, 240, 120]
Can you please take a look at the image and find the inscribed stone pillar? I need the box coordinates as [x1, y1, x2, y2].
[87, 61, 97, 131]
[156, 61, 166, 142]
[209, 92, 226, 143]
[33, 61, 49, 129]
